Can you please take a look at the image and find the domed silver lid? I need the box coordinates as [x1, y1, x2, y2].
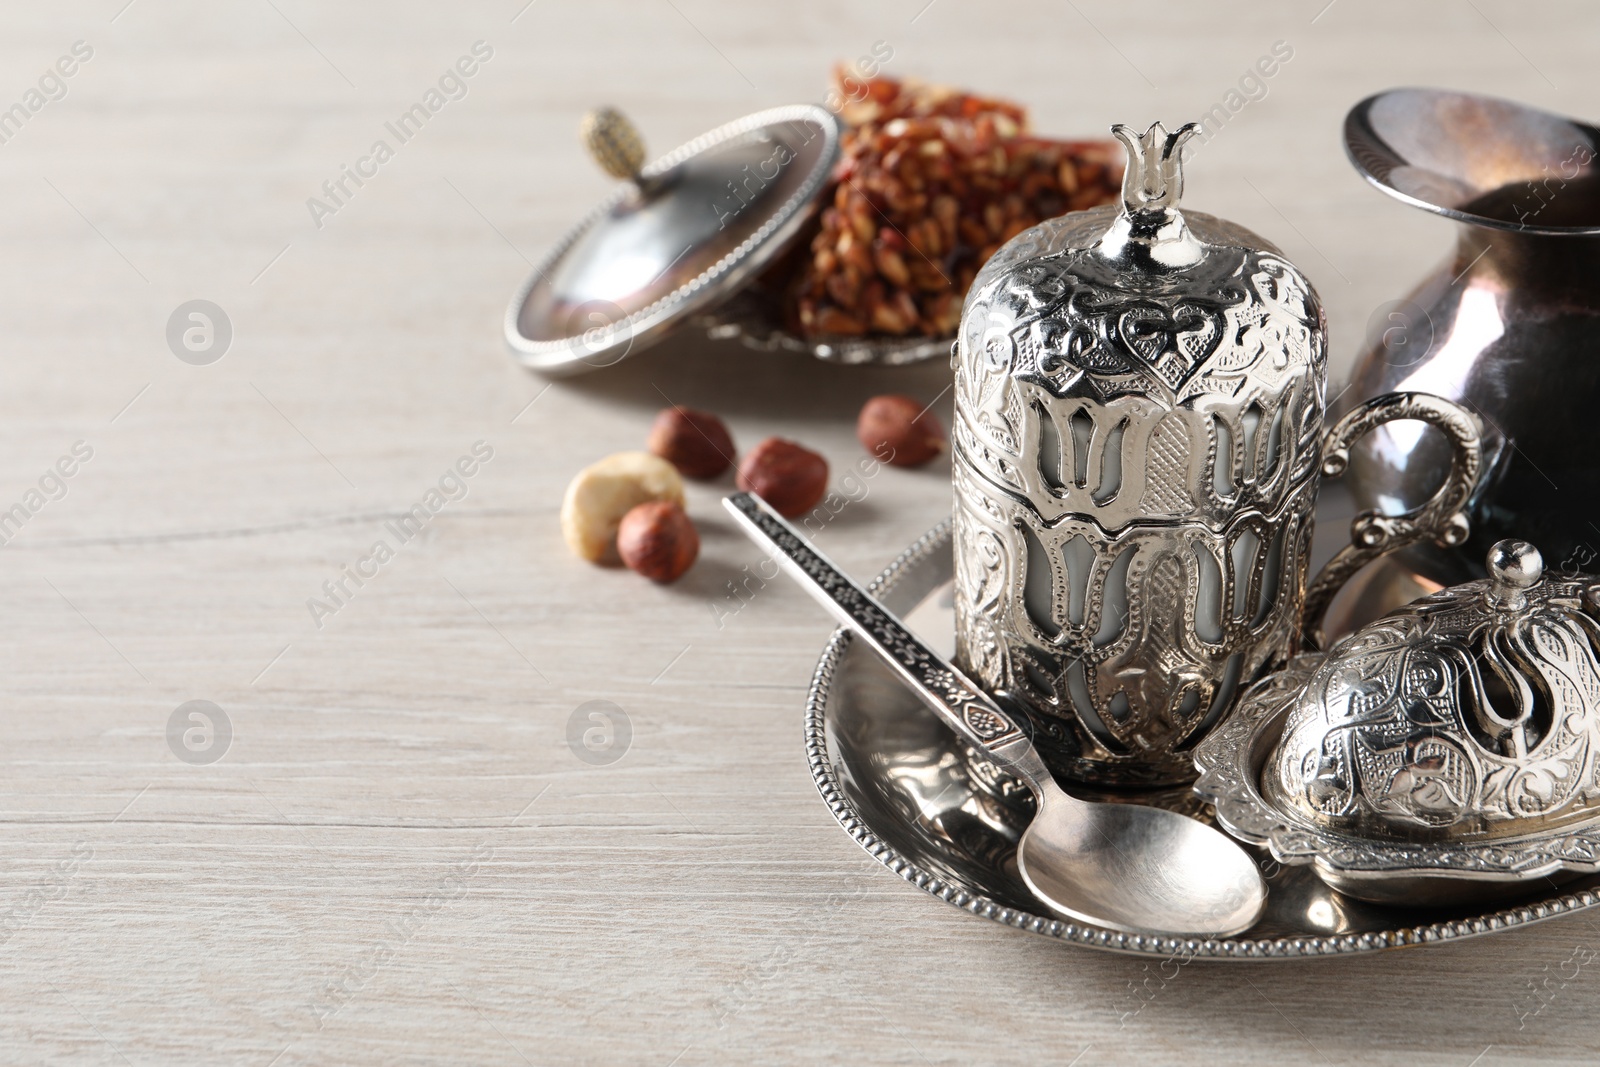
[956, 120, 1318, 422]
[1267, 538, 1600, 837]
[505, 105, 840, 375]
[1195, 539, 1600, 905]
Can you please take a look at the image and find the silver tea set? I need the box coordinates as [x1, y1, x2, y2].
[933, 106, 1600, 929]
[520, 85, 1600, 949]
[797, 105, 1600, 942]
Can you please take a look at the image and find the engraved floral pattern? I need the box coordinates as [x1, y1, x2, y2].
[1195, 573, 1600, 889]
[1272, 575, 1600, 832]
[952, 207, 1326, 787]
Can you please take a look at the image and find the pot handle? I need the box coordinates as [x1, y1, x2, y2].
[1301, 392, 1483, 650]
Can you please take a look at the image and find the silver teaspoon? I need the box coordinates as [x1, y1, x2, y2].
[724, 492, 1266, 938]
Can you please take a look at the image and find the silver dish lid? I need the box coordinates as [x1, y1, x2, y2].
[506, 104, 841, 375]
[1195, 538, 1600, 906]
[1268, 539, 1600, 837]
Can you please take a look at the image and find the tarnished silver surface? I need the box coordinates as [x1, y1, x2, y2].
[1197, 539, 1600, 906]
[810, 521, 1600, 956]
[1341, 88, 1600, 594]
[506, 105, 840, 375]
[725, 492, 1265, 937]
[950, 121, 1480, 786]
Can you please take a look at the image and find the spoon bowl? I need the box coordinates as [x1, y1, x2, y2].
[1019, 788, 1267, 936]
[725, 492, 1267, 938]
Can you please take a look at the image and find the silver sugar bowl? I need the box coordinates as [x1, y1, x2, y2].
[951, 121, 1483, 787]
[1197, 539, 1600, 905]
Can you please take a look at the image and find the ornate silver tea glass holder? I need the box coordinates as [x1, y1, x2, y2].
[950, 121, 1483, 788]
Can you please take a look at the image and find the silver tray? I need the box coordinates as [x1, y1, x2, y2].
[805, 520, 1600, 958]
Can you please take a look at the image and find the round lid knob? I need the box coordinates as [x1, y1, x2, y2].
[580, 107, 646, 183]
[1487, 538, 1543, 608]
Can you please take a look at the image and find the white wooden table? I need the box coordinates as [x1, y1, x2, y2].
[1, 1, 1595, 1062]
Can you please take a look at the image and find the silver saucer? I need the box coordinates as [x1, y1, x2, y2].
[807, 520, 1600, 958]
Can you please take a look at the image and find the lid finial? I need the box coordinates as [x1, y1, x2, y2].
[1111, 121, 1200, 216]
[1096, 121, 1204, 269]
[580, 107, 646, 184]
[1486, 538, 1543, 609]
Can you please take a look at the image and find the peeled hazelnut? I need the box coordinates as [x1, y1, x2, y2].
[857, 394, 945, 468]
[647, 406, 735, 479]
[561, 451, 685, 563]
[737, 437, 828, 518]
[617, 500, 700, 583]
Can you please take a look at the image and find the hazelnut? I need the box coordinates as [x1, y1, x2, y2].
[647, 406, 735, 479]
[737, 437, 828, 518]
[561, 451, 685, 563]
[857, 394, 945, 468]
[617, 500, 700, 583]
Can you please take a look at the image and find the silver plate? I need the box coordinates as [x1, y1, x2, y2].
[807, 520, 1600, 957]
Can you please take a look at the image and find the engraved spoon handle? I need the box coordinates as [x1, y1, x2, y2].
[723, 492, 1033, 763]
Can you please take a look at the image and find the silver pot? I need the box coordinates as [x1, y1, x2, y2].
[1343, 88, 1600, 590]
